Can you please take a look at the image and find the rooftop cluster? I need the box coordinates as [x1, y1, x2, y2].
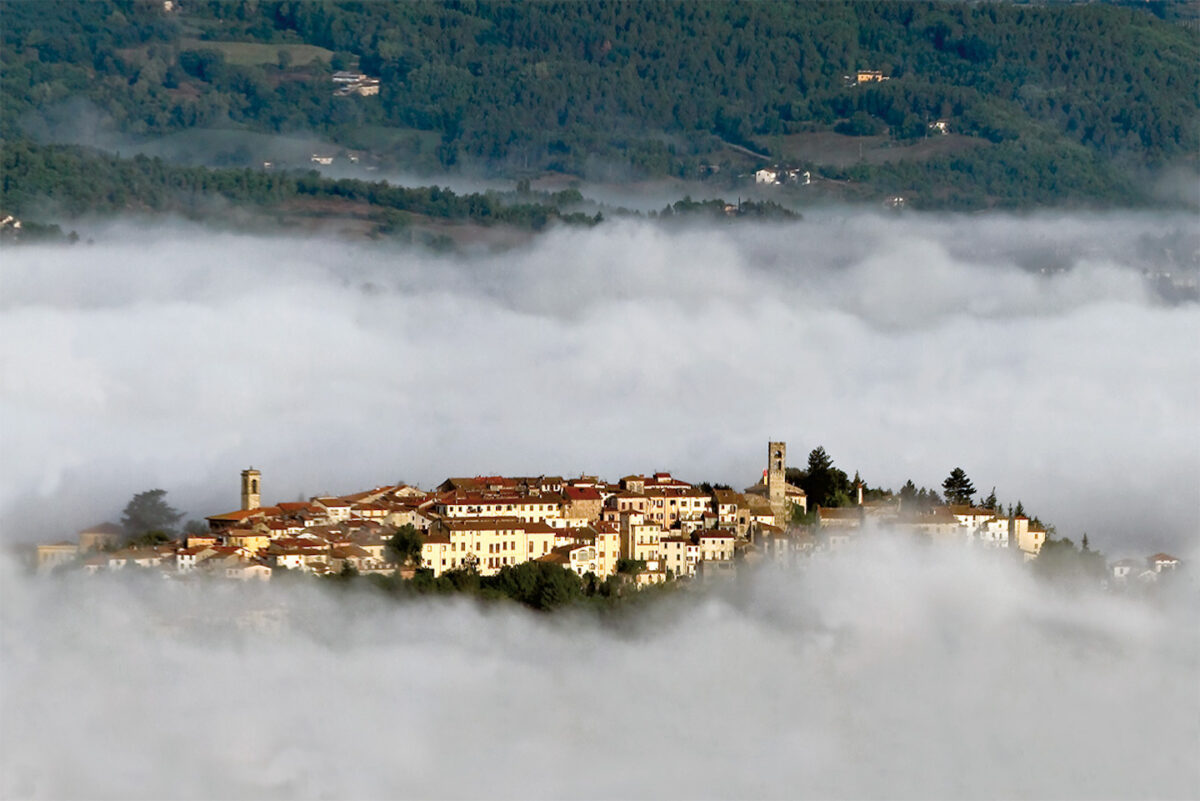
[32, 443, 1182, 592]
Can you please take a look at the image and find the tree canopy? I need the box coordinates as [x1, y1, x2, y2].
[120, 489, 183, 539]
[1, 0, 1196, 209]
[796, 446, 854, 508]
[942, 468, 977, 506]
[386, 524, 424, 568]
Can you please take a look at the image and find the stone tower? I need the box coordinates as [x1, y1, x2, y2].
[767, 441, 786, 507]
[241, 468, 261, 511]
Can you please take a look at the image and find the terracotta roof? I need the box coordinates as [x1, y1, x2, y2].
[819, 507, 861, 519]
[948, 505, 996, 518]
[315, 497, 352, 508]
[206, 508, 272, 522]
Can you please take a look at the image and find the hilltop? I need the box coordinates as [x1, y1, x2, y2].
[29, 443, 1183, 611]
[2, 0, 1197, 222]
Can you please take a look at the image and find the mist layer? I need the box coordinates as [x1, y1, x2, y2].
[0, 212, 1196, 552]
[1, 543, 1196, 799]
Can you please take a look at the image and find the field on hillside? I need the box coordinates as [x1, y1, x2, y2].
[179, 38, 335, 67]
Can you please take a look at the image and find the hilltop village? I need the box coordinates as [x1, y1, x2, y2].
[33, 442, 1182, 589]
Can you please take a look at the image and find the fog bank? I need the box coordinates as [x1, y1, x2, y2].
[2, 542, 1196, 799]
[0, 211, 1197, 552]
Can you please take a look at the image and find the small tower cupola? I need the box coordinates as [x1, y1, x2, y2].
[241, 468, 261, 511]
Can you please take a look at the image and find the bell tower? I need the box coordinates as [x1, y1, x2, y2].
[241, 468, 261, 511]
[767, 441, 786, 507]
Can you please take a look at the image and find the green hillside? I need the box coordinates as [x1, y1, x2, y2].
[2, 0, 1197, 210]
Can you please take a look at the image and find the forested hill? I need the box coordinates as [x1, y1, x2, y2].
[2, 1, 1198, 210]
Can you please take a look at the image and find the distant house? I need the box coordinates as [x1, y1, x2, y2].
[226, 562, 272, 581]
[1149, 553, 1181, 572]
[352, 79, 380, 97]
[817, 506, 862, 529]
[36, 542, 78, 573]
[755, 168, 779, 185]
[855, 69, 890, 84]
[537, 543, 597, 577]
[331, 72, 380, 97]
[78, 522, 122, 552]
[929, 119, 950, 134]
[661, 536, 699, 579]
[310, 154, 334, 166]
[1110, 558, 1141, 581]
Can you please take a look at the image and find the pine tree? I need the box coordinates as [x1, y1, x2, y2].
[981, 487, 998, 510]
[121, 489, 183, 539]
[942, 467, 976, 506]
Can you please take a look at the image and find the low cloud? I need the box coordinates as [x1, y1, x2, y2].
[1, 542, 1196, 799]
[0, 211, 1196, 553]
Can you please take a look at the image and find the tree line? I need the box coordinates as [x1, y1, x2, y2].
[2, 1, 1195, 205]
[0, 141, 600, 229]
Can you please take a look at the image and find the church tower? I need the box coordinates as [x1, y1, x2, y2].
[241, 468, 261, 511]
[767, 441, 786, 507]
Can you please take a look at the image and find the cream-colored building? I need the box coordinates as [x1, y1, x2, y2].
[539, 543, 597, 577]
[897, 508, 962, 540]
[314, 498, 353, 522]
[554, 524, 620, 578]
[78, 523, 122, 552]
[1013, 517, 1046, 559]
[224, 529, 271, 555]
[226, 562, 272, 581]
[697, 531, 736, 563]
[420, 517, 558, 577]
[36, 542, 79, 573]
[434, 493, 564, 526]
[661, 536, 699, 579]
[643, 486, 711, 529]
[107, 548, 165, 570]
[619, 511, 663, 563]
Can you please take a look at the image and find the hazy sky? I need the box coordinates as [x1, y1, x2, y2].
[2, 541, 1196, 799]
[0, 211, 1196, 553]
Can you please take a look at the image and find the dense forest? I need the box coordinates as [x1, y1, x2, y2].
[1, 140, 598, 228]
[1, 0, 1197, 215]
